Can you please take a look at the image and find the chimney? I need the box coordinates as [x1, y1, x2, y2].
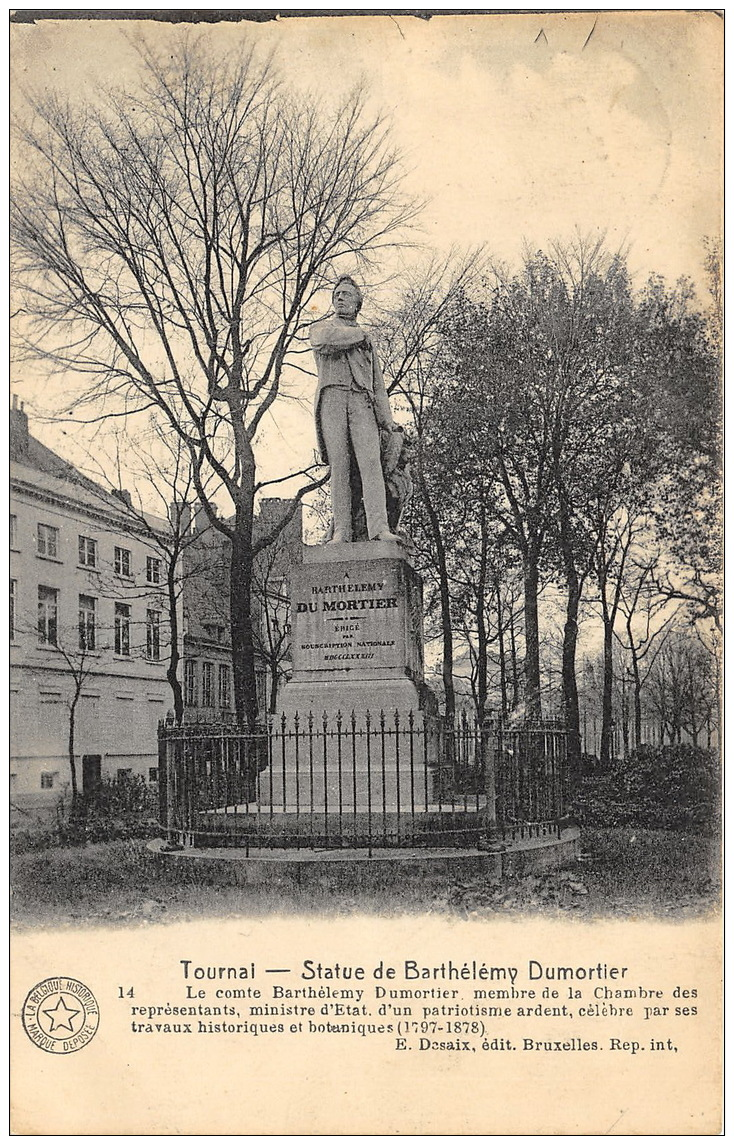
[9, 397, 29, 461]
[169, 501, 192, 534]
[193, 503, 217, 533]
[112, 488, 133, 509]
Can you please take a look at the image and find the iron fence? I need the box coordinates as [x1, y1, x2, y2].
[494, 719, 569, 842]
[158, 711, 568, 854]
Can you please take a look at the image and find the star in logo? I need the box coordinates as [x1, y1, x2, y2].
[42, 996, 81, 1033]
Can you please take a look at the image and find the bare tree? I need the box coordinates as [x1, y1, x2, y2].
[643, 630, 718, 748]
[589, 503, 642, 768]
[37, 629, 99, 816]
[21, 613, 123, 816]
[377, 249, 486, 728]
[12, 35, 417, 728]
[67, 417, 224, 724]
[613, 553, 676, 752]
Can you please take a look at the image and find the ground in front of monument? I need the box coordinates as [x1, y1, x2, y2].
[10, 827, 719, 928]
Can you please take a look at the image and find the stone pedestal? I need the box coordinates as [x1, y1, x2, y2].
[279, 539, 425, 711]
[260, 539, 439, 809]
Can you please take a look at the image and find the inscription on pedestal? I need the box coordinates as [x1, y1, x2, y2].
[290, 557, 422, 680]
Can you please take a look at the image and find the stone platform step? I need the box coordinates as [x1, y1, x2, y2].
[257, 764, 440, 809]
[194, 803, 489, 850]
[149, 825, 581, 881]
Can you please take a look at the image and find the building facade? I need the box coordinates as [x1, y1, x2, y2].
[10, 402, 178, 810]
[10, 399, 306, 813]
[180, 506, 234, 722]
[181, 497, 303, 722]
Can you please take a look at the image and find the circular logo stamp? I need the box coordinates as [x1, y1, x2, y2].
[22, 977, 100, 1054]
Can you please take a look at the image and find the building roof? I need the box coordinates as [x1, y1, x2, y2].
[10, 407, 168, 536]
[15, 430, 104, 492]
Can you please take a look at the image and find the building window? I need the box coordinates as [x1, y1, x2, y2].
[39, 689, 62, 703]
[255, 670, 267, 711]
[82, 755, 102, 797]
[40, 772, 57, 790]
[202, 661, 214, 707]
[37, 523, 59, 559]
[10, 579, 16, 641]
[114, 546, 132, 577]
[146, 609, 161, 661]
[114, 602, 131, 656]
[10, 514, 18, 548]
[146, 556, 161, 584]
[38, 586, 58, 646]
[218, 664, 231, 709]
[78, 535, 97, 568]
[184, 660, 197, 707]
[78, 595, 96, 651]
[148, 767, 159, 783]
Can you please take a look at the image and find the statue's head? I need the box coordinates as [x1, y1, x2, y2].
[332, 275, 363, 317]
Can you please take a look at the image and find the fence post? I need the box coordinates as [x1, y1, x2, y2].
[158, 719, 181, 847]
[482, 713, 499, 838]
[559, 725, 570, 819]
[157, 721, 167, 833]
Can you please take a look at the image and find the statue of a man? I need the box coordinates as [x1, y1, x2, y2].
[310, 276, 401, 543]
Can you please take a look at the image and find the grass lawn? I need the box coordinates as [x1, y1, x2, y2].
[10, 827, 720, 928]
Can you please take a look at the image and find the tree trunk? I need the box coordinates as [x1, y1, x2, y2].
[417, 456, 455, 726]
[439, 567, 456, 728]
[495, 579, 508, 716]
[68, 688, 80, 817]
[600, 621, 614, 768]
[476, 605, 488, 725]
[268, 659, 279, 716]
[166, 561, 184, 724]
[509, 605, 519, 709]
[597, 539, 626, 770]
[475, 508, 489, 725]
[556, 498, 582, 781]
[523, 554, 541, 720]
[230, 527, 259, 732]
[560, 563, 582, 783]
[621, 672, 630, 758]
[628, 641, 643, 751]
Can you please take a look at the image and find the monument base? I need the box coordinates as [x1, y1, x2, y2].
[267, 539, 441, 806]
[276, 677, 423, 717]
[192, 804, 489, 849]
[260, 702, 440, 809]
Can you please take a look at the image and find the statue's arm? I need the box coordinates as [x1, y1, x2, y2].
[369, 338, 396, 431]
[310, 320, 367, 355]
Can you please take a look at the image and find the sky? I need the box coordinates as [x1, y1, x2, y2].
[9, 11, 723, 502]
